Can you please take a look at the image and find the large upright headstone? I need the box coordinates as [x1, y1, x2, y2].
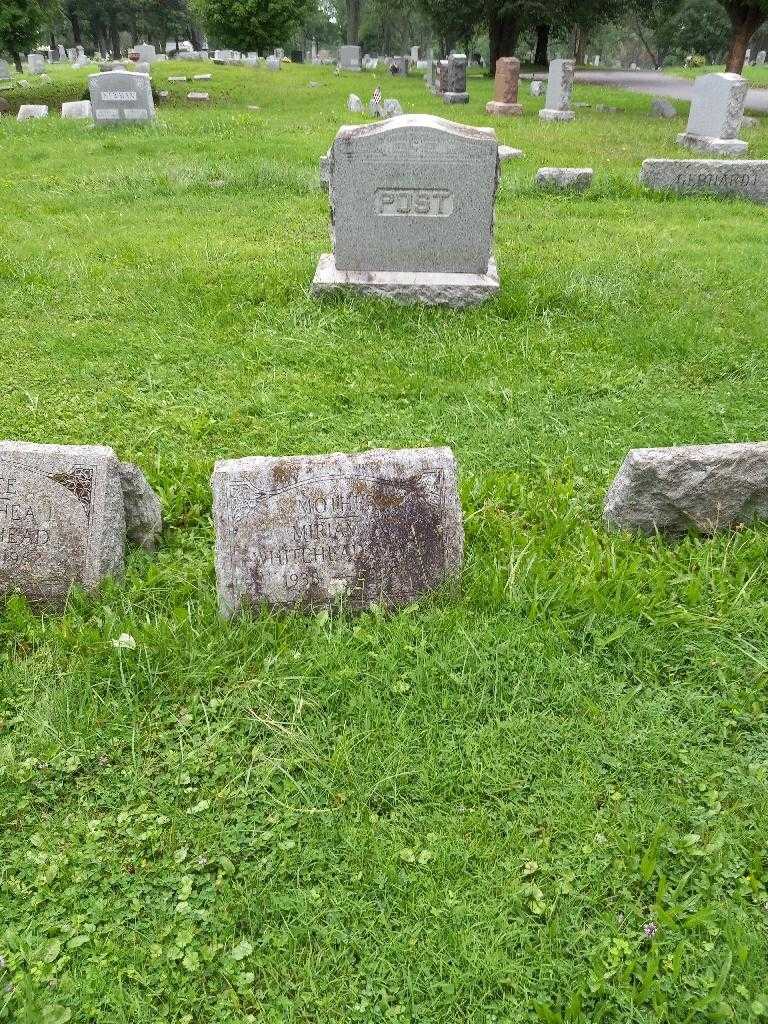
[677, 72, 748, 155]
[212, 447, 464, 615]
[539, 58, 575, 121]
[0, 442, 161, 606]
[312, 114, 500, 306]
[338, 45, 361, 71]
[28, 54, 44, 74]
[443, 53, 468, 104]
[0, 60, 11, 82]
[485, 56, 522, 116]
[88, 70, 155, 124]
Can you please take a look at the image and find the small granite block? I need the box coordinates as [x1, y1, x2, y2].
[212, 446, 464, 615]
[17, 105, 48, 120]
[605, 443, 768, 535]
[443, 92, 469, 104]
[61, 100, 92, 119]
[535, 167, 592, 190]
[499, 145, 523, 161]
[676, 132, 748, 156]
[539, 108, 575, 122]
[651, 98, 677, 119]
[311, 253, 500, 307]
[640, 158, 768, 204]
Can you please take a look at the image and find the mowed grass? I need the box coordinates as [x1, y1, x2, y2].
[2, 61, 768, 1024]
[669, 63, 768, 87]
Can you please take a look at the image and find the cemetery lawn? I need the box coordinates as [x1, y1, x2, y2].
[2, 62, 768, 1024]
[670, 64, 768, 87]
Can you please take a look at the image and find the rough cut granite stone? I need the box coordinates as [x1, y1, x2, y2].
[383, 98, 403, 117]
[535, 166, 593, 190]
[312, 114, 500, 306]
[0, 442, 125, 604]
[89, 70, 154, 124]
[640, 158, 768, 204]
[118, 462, 163, 551]
[604, 443, 768, 535]
[486, 57, 522, 116]
[61, 100, 92, 119]
[677, 72, 748, 156]
[651, 97, 677, 119]
[539, 59, 574, 121]
[212, 447, 464, 615]
[499, 145, 523, 161]
[17, 105, 48, 120]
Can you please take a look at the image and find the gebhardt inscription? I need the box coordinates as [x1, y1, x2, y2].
[212, 447, 464, 615]
[640, 158, 768, 204]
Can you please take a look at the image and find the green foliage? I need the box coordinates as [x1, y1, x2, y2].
[0, 0, 46, 61]
[191, 0, 312, 51]
[2, 60, 768, 1024]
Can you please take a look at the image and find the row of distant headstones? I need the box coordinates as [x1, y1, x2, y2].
[2, 441, 766, 616]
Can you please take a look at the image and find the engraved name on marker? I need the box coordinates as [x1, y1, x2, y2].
[375, 188, 453, 217]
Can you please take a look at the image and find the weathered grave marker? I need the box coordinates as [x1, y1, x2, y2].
[61, 100, 93, 119]
[640, 158, 768, 204]
[212, 447, 464, 615]
[0, 442, 161, 605]
[605, 443, 768, 535]
[443, 53, 468, 104]
[539, 58, 575, 121]
[485, 57, 522, 116]
[338, 45, 361, 71]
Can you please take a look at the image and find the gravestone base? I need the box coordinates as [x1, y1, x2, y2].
[485, 100, 522, 116]
[443, 91, 469, 104]
[676, 131, 747, 156]
[539, 108, 575, 122]
[312, 253, 499, 308]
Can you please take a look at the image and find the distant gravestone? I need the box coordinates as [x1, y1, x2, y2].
[89, 70, 155, 124]
[312, 114, 500, 306]
[67, 47, 77, 62]
[539, 58, 575, 121]
[212, 447, 464, 616]
[266, 55, 280, 70]
[443, 53, 468, 104]
[347, 92, 363, 112]
[435, 60, 447, 94]
[187, 91, 209, 101]
[28, 54, 44, 74]
[291, 50, 303, 63]
[135, 43, 156, 63]
[383, 98, 403, 117]
[392, 56, 408, 76]
[410, 45, 419, 62]
[745, 49, 752, 64]
[485, 56, 522, 116]
[0, 60, 10, 81]
[756, 51, 767, 65]
[274, 48, 284, 61]
[0, 442, 161, 606]
[134, 61, 150, 73]
[651, 97, 677, 118]
[17, 105, 48, 120]
[61, 100, 93, 119]
[530, 79, 545, 96]
[640, 158, 768, 204]
[604, 443, 768, 535]
[57, 44, 66, 62]
[593, 55, 600, 66]
[677, 72, 747, 155]
[338, 45, 361, 71]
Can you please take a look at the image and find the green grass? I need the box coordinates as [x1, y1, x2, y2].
[2, 61, 768, 1024]
[669, 63, 768, 87]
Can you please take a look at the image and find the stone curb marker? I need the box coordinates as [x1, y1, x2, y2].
[0, 442, 161, 605]
[212, 447, 464, 616]
[535, 167, 593, 191]
[640, 158, 768, 204]
[604, 443, 768, 535]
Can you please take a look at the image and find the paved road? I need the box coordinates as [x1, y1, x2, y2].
[573, 69, 768, 113]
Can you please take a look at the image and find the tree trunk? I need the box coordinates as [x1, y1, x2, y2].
[572, 23, 586, 64]
[66, 3, 82, 46]
[534, 23, 549, 66]
[189, 23, 202, 51]
[109, 15, 121, 58]
[488, 6, 518, 76]
[346, 0, 360, 45]
[13, 51, 23, 72]
[724, 4, 764, 72]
